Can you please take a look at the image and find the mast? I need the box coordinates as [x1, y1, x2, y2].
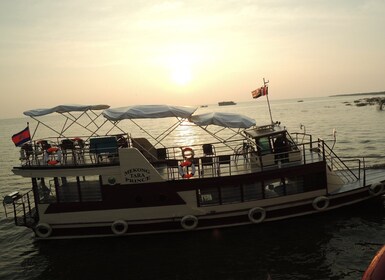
[263, 78, 274, 124]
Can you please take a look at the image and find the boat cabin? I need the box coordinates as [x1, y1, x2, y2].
[244, 123, 302, 167]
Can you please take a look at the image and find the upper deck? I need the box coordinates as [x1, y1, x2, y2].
[12, 104, 362, 185]
[13, 132, 344, 183]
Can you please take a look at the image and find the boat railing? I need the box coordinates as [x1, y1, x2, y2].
[16, 134, 363, 183]
[3, 190, 36, 227]
[318, 139, 361, 183]
[18, 134, 127, 167]
[155, 140, 330, 180]
[291, 132, 313, 148]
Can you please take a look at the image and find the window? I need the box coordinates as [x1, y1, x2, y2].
[264, 178, 286, 198]
[198, 187, 220, 206]
[221, 185, 242, 204]
[285, 176, 304, 195]
[54, 176, 102, 203]
[78, 175, 102, 201]
[57, 177, 80, 202]
[257, 137, 272, 155]
[37, 178, 54, 203]
[243, 182, 263, 201]
[263, 177, 305, 198]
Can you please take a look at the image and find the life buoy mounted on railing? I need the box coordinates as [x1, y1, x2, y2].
[46, 147, 62, 165]
[178, 160, 196, 179]
[182, 147, 195, 159]
[179, 147, 195, 179]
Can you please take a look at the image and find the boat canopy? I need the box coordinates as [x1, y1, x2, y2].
[24, 104, 110, 117]
[190, 112, 256, 128]
[102, 105, 197, 120]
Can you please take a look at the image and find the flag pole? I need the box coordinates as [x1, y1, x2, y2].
[263, 78, 274, 124]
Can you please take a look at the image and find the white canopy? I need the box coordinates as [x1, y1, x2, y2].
[190, 112, 256, 128]
[24, 104, 110, 117]
[102, 105, 198, 121]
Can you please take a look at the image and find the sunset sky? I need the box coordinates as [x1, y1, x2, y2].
[1, 0, 384, 119]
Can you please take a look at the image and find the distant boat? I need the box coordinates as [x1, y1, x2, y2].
[218, 101, 236, 106]
[200, 105, 208, 108]
[297, 100, 304, 103]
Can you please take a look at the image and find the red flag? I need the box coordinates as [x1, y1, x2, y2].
[252, 86, 268, 99]
[11, 127, 31, 147]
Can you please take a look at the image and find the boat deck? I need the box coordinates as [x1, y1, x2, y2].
[16, 136, 367, 188]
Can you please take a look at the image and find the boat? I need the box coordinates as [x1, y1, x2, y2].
[3, 100, 385, 240]
[218, 101, 236, 106]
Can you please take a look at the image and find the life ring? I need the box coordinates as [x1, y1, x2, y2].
[369, 183, 384, 196]
[182, 147, 194, 159]
[35, 223, 52, 238]
[248, 207, 266, 224]
[178, 160, 196, 179]
[47, 147, 59, 153]
[181, 215, 198, 230]
[312, 196, 330, 211]
[111, 220, 128, 235]
[46, 147, 62, 165]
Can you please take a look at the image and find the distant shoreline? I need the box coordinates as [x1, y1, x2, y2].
[330, 91, 385, 97]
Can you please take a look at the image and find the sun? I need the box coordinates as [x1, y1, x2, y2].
[166, 53, 195, 86]
[171, 67, 192, 86]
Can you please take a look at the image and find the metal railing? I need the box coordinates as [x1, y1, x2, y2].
[12, 190, 36, 227]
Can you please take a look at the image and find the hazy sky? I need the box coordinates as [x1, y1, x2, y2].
[1, 0, 384, 119]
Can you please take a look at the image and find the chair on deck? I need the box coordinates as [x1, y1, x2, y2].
[202, 144, 216, 157]
[166, 159, 180, 180]
[89, 137, 119, 163]
[20, 143, 34, 165]
[60, 139, 76, 164]
[156, 148, 168, 161]
[217, 155, 231, 176]
[73, 138, 86, 164]
[201, 144, 216, 176]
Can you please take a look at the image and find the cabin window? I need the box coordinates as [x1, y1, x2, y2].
[285, 176, 304, 195]
[53, 176, 102, 203]
[198, 187, 220, 206]
[257, 137, 272, 155]
[243, 182, 263, 201]
[78, 175, 102, 202]
[57, 177, 80, 202]
[264, 177, 305, 198]
[264, 178, 286, 198]
[37, 178, 54, 203]
[221, 185, 242, 204]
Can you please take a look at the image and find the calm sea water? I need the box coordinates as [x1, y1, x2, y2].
[1, 96, 385, 280]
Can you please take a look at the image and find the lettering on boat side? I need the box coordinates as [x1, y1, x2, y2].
[124, 168, 151, 183]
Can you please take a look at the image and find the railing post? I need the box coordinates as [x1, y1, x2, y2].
[27, 192, 32, 214]
[363, 158, 366, 186]
[22, 202, 27, 226]
[322, 140, 326, 162]
[13, 202, 17, 225]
